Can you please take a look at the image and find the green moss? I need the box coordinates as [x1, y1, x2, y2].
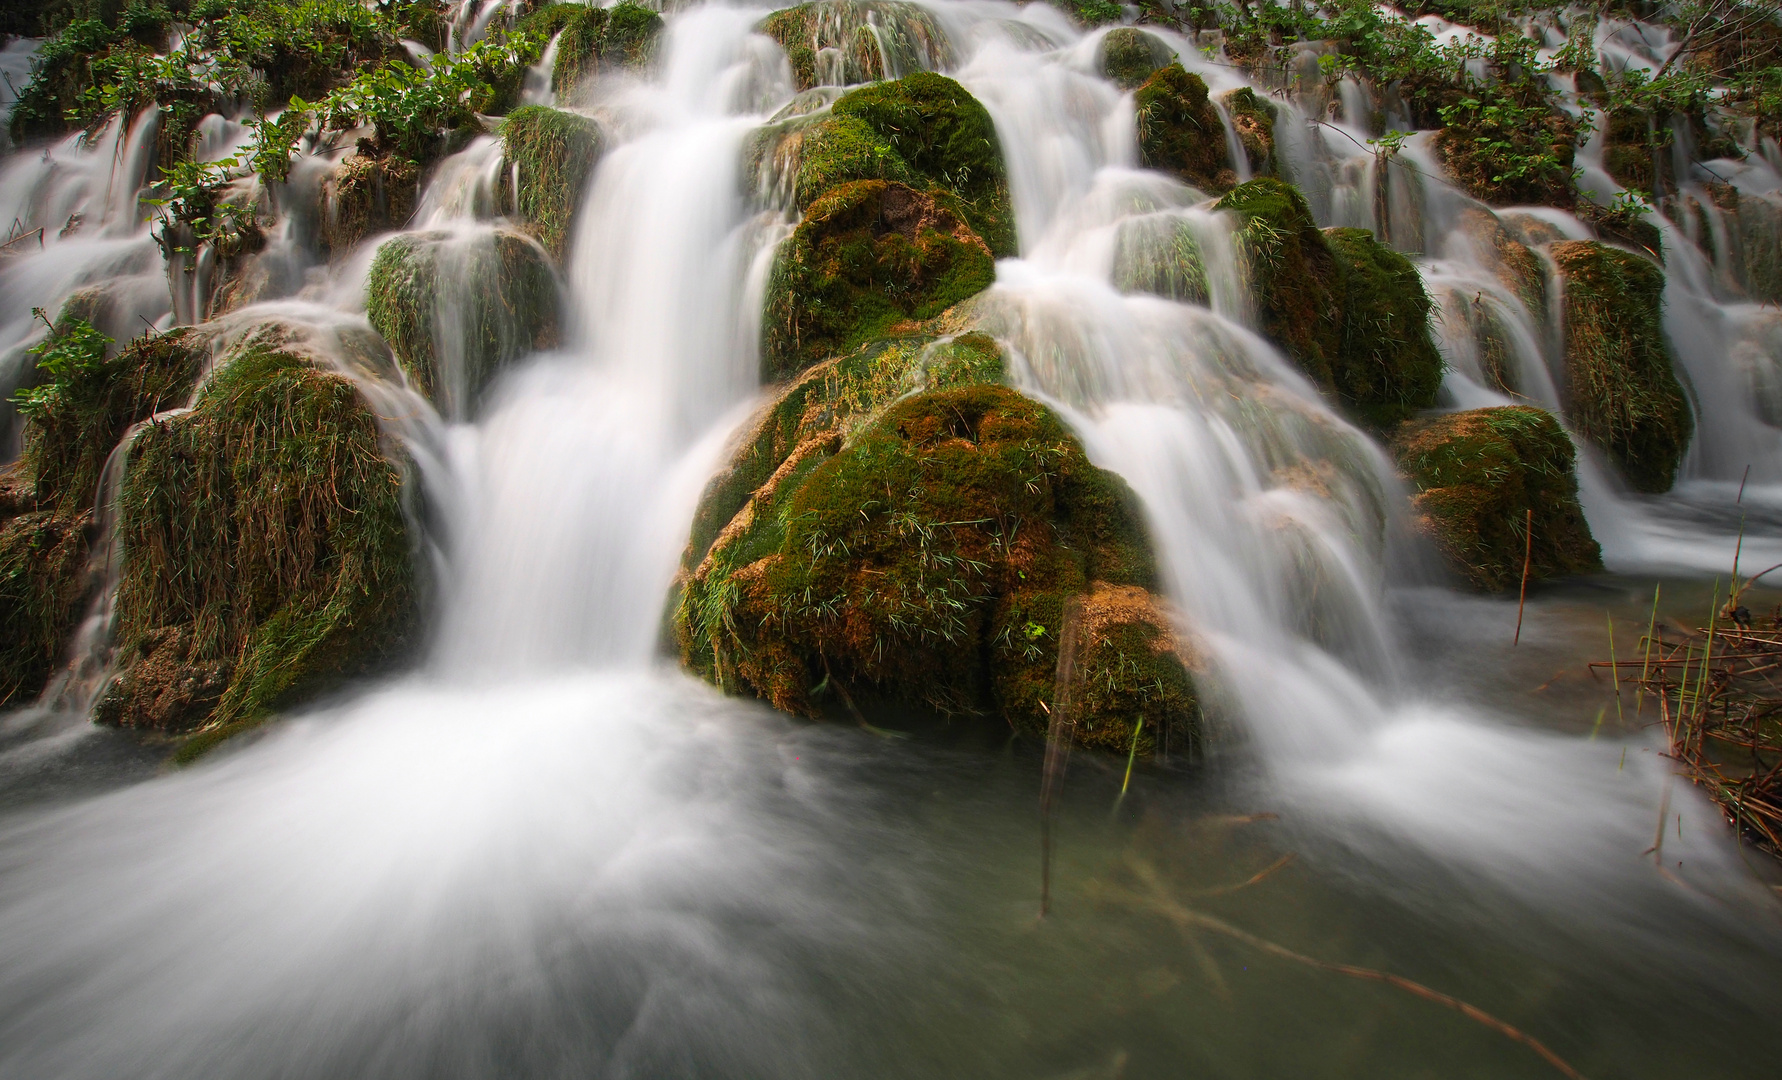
[98, 346, 419, 743]
[763, 181, 996, 381]
[1099, 28, 1173, 91]
[1222, 86, 1277, 177]
[1603, 107, 1659, 195]
[323, 149, 421, 257]
[1135, 63, 1234, 194]
[366, 228, 561, 413]
[677, 373, 1196, 750]
[499, 105, 601, 259]
[759, 1, 952, 91]
[789, 114, 917, 207]
[829, 72, 1016, 257]
[1551, 240, 1692, 493]
[1216, 178, 1340, 387]
[547, 1, 661, 96]
[1391, 406, 1602, 591]
[1324, 226, 1443, 428]
[1111, 215, 1209, 304]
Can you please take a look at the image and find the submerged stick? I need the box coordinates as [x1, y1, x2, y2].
[1514, 508, 1533, 645]
[1040, 597, 1085, 918]
[1118, 716, 1143, 802]
[1113, 876, 1590, 1080]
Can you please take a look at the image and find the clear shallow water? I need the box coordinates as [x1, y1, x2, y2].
[1, 2, 1781, 1076]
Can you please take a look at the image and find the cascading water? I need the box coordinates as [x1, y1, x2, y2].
[1, 3, 1780, 1077]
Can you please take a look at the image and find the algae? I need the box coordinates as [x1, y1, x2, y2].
[1551, 239, 1692, 493]
[1391, 406, 1602, 591]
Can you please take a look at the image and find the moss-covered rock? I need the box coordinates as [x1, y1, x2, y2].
[0, 325, 208, 706]
[1391, 406, 1602, 591]
[98, 346, 419, 750]
[499, 105, 601, 259]
[542, 0, 663, 96]
[1216, 178, 1340, 381]
[1216, 179, 1442, 428]
[1135, 63, 1235, 194]
[1602, 107, 1661, 196]
[1323, 226, 1443, 428]
[677, 340, 1198, 751]
[1222, 86, 1276, 177]
[825, 72, 1017, 257]
[322, 148, 421, 257]
[760, 1, 952, 91]
[1551, 240, 1692, 493]
[762, 180, 996, 380]
[366, 228, 560, 414]
[1099, 28, 1174, 91]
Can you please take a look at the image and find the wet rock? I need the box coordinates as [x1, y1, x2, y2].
[762, 180, 996, 380]
[1391, 406, 1602, 591]
[100, 346, 419, 750]
[365, 227, 560, 414]
[1099, 28, 1174, 91]
[1135, 63, 1235, 193]
[1111, 214, 1210, 304]
[500, 106, 602, 259]
[0, 325, 206, 706]
[538, 0, 664, 97]
[322, 148, 421, 257]
[1216, 178, 1442, 428]
[1551, 240, 1692, 493]
[1602, 107, 1661, 196]
[760, 1, 952, 91]
[1221, 87, 1276, 177]
[676, 341, 1198, 751]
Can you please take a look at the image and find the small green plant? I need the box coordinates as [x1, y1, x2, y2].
[249, 107, 312, 185]
[146, 155, 261, 263]
[11, 312, 112, 417]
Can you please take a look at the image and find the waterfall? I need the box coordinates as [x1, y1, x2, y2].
[0, 3, 1779, 1075]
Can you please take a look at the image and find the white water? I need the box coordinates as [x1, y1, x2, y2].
[0, 3, 1779, 1075]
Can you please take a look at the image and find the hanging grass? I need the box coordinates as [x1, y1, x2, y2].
[99, 346, 419, 747]
[499, 105, 602, 259]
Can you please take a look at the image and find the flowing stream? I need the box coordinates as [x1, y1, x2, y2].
[1, 3, 1780, 1077]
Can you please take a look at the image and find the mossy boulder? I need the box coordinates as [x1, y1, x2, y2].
[760, 1, 952, 91]
[1550, 240, 1692, 493]
[1323, 227, 1443, 428]
[366, 228, 561, 415]
[322, 149, 421, 257]
[1135, 63, 1235, 194]
[539, 0, 663, 97]
[1602, 107, 1662, 197]
[1222, 87, 1276, 177]
[0, 325, 207, 706]
[823, 72, 1017, 257]
[1217, 179, 1442, 429]
[1099, 28, 1174, 91]
[98, 347, 419, 750]
[1391, 407, 1602, 591]
[499, 105, 602, 259]
[677, 341, 1198, 752]
[763, 180, 996, 380]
